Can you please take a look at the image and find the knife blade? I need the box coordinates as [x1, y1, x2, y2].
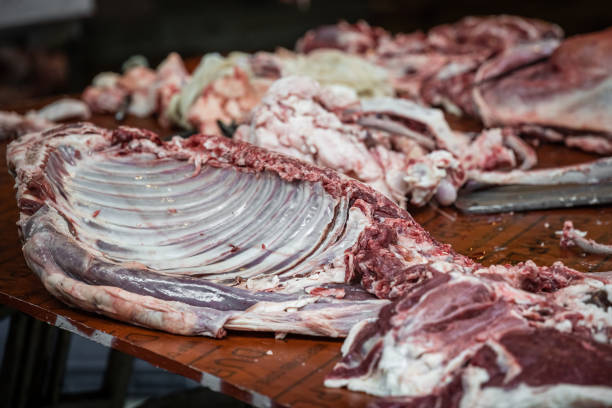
[454, 183, 612, 214]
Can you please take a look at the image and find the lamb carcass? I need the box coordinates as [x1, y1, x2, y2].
[296, 15, 563, 111]
[297, 18, 612, 155]
[9, 122, 478, 337]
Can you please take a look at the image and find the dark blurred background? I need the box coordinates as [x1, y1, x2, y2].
[0, 0, 611, 105]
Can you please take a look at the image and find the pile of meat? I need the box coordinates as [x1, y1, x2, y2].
[8, 123, 612, 407]
[4, 14, 612, 407]
[236, 76, 611, 207]
[79, 16, 612, 156]
[299, 17, 612, 155]
[65, 15, 612, 209]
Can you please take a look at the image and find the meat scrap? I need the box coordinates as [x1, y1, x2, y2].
[0, 98, 90, 140]
[82, 52, 190, 123]
[557, 220, 612, 255]
[163, 52, 268, 135]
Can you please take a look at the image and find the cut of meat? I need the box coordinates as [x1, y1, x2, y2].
[0, 98, 90, 140]
[326, 265, 612, 407]
[296, 20, 389, 54]
[473, 27, 612, 151]
[9, 122, 476, 337]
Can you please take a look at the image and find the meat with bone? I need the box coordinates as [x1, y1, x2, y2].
[558, 221, 612, 255]
[0, 98, 90, 140]
[235, 76, 469, 206]
[473, 27, 612, 153]
[9, 122, 481, 337]
[296, 18, 612, 155]
[296, 16, 563, 109]
[236, 76, 553, 206]
[326, 266, 612, 407]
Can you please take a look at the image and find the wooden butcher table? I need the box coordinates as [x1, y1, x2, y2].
[0, 97, 610, 408]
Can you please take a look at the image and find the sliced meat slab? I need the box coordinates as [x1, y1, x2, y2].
[326, 266, 612, 407]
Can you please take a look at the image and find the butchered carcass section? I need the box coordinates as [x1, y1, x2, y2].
[234, 75, 468, 206]
[237, 76, 589, 207]
[326, 266, 612, 407]
[298, 18, 612, 155]
[296, 16, 563, 111]
[473, 27, 612, 154]
[9, 122, 478, 337]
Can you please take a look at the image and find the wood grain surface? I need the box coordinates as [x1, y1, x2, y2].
[0, 100, 610, 408]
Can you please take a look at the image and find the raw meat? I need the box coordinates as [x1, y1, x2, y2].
[10, 123, 612, 405]
[235, 76, 551, 206]
[299, 18, 612, 155]
[9, 122, 476, 337]
[296, 16, 563, 113]
[234, 76, 469, 206]
[473, 27, 612, 153]
[83, 49, 391, 136]
[296, 20, 388, 54]
[0, 98, 90, 140]
[83, 53, 189, 122]
[558, 221, 612, 255]
[326, 265, 612, 407]
[163, 52, 266, 134]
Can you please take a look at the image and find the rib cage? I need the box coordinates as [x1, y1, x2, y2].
[45, 148, 358, 281]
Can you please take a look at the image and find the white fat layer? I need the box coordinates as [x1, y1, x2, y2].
[341, 318, 378, 355]
[462, 382, 612, 408]
[246, 275, 280, 291]
[548, 280, 612, 344]
[484, 340, 521, 384]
